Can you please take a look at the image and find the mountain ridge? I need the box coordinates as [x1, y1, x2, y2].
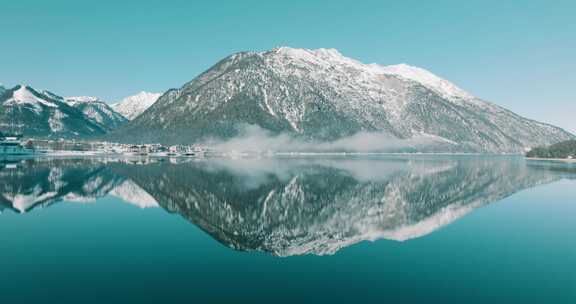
[109, 47, 574, 152]
[65, 96, 128, 131]
[0, 85, 129, 137]
[0, 85, 107, 138]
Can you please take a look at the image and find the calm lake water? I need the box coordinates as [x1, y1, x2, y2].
[0, 156, 575, 303]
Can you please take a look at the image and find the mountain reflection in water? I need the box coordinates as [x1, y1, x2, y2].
[1, 157, 573, 256]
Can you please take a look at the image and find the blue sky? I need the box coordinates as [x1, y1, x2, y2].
[1, 0, 575, 133]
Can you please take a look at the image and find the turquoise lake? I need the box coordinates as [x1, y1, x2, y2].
[0, 156, 574, 303]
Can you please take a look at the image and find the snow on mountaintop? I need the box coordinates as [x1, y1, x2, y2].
[64, 95, 127, 129]
[262, 47, 482, 127]
[268, 47, 474, 102]
[0, 85, 113, 138]
[112, 91, 162, 120]
[65, 96, 103, 106]
[272, 47, 350, 64]
[377, 63, 474, 100]
[268, 47, 368, 72]
[7, 85, 58, 110]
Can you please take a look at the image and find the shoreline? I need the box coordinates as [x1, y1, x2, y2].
[3, 151, 524, 158]
[525, 157, 576, 163]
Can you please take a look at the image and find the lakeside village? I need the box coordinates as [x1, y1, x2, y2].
[0, 134, 213, 157]
[4, 133, 575, 160]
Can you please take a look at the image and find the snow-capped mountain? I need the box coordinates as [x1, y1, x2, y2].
[112, 47, 574, 152]
[112, 91, 162, 120]
[65, 96, 128, 131]
[0, 85, 107, 138]
[0, 84, 6, 95]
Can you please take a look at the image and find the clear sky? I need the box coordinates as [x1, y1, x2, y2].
[1, 0, 575, 133]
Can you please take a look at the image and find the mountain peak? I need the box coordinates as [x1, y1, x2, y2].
[266, 47, 358, 68]
[264, 47, 475, 101]
[377, 63, 473, 100]
[112, 91, 162, 120]
[272, 47, 343, 58]
[260, 47, 472, 101]
[65, 96, 127, 131]
[0, 84, 111, 138]
[132, 91, 161, 99]
[10, 85, 58, 108]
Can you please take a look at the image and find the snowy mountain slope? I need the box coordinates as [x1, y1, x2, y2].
[0, 85, 107, 138]
[377, 63, 474, 101]
[65, 96, 128, 131]
[111, 91, 162, 120]
[112, 47, 574, 152]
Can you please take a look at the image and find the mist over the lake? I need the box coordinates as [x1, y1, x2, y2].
[203, 125, 451, 153]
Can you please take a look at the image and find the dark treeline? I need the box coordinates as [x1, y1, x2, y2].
[526, 140, 576, 159]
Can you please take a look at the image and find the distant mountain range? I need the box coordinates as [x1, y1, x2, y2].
[2, 47, 574, 152]
[0, 85, 109, 138]
[0, 85, 159, 138]
[109, 47, 574, 152]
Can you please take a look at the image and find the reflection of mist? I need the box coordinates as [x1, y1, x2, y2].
[199, 159, 296, 190]
[206, 125, 454, 153]
[319, 158, 458, 182]
[197, 157, 459, 189]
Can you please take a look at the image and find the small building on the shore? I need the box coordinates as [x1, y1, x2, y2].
[129, 145, 142, 153]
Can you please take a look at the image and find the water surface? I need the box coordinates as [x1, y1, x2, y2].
[0, 156, 575, 303]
